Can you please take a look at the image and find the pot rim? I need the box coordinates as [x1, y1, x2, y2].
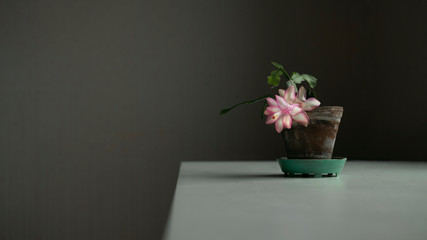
[308, 106, 343, 119]
[312, 106, 343, 111]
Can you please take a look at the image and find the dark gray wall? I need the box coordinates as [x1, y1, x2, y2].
[1, 0, 426, 239]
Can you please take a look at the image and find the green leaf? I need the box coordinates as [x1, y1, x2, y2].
[291, 72, 304, 84]
[270, 70, 283, 76]
[271, 62, 283, 69]
[220, 95, 273, 115]
[267, 74, 281, 87]
[302, 74, 317, 88]
[271, 61, 291, 80]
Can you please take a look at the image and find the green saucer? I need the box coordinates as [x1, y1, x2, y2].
[277, 157, 347, 178]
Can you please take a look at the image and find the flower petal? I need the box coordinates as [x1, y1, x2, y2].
[278, 89, 285, 97]
[289, 105, 303, 116]
[282, 114, 292, 129]
[266, 106, 281, 114]
[264, 109, 271, 116]
[298, 86, 306, 101]
[276, 95, 289, 109]
[265, 115, 275, 124]
[266, 97, 278, 107]
[302, 98, 321, 111]
[285, 86, 295, 102]
[265, 112, 281, 124]
[292, 112, 309, 127]
[275, 116, 285, 133]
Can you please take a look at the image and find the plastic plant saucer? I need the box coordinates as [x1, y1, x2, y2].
[277, 157, 347, 178]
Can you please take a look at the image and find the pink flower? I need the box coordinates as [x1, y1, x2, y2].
[279, 86, 321, 111]
[264, 86, 321, 133]
[264, 95, 309, 133]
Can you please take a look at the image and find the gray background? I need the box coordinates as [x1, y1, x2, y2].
[1, 0, 426, 239]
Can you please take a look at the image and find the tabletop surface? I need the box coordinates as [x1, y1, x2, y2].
[164, 161, 427, 240]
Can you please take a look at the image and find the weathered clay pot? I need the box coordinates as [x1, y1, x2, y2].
[281, 106, 343, 159]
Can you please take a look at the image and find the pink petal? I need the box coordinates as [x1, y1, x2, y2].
[278, 89, 285, 97]
[289, 105, 303, 116]
[276, 95, 289, 109]
[265, 112, 281, 124]
[265, 106, 281, 114]
[298, 86, 306, 101]
[266, 97, 278, 107]
[292, 112, 309, 127]
[282, 114, 292, 129]
[302, 98, 321, 111]
[264, 109, 271, 116]
[275, 116, 285, 133]
[285, 86, 295, 102]
[265, 115, 275, 124]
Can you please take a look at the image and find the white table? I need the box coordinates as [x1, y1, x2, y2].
[164, 161, 427, 240]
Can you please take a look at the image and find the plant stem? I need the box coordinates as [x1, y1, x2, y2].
[220, 95, 273, 115]
[281, 68, 291, 81]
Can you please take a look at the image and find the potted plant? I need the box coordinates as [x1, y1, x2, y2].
[220, 62, 346, 177]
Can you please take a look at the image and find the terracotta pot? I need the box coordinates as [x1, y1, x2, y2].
[281, 106, 343, 159]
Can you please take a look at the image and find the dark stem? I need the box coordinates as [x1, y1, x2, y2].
[220, 95, 273, 115]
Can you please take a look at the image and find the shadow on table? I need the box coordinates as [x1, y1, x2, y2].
[182, 172, 343, 180]
[183, 172, 340, 180]
[181, 172, 284, 180]
[225, 173, 285, 179]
